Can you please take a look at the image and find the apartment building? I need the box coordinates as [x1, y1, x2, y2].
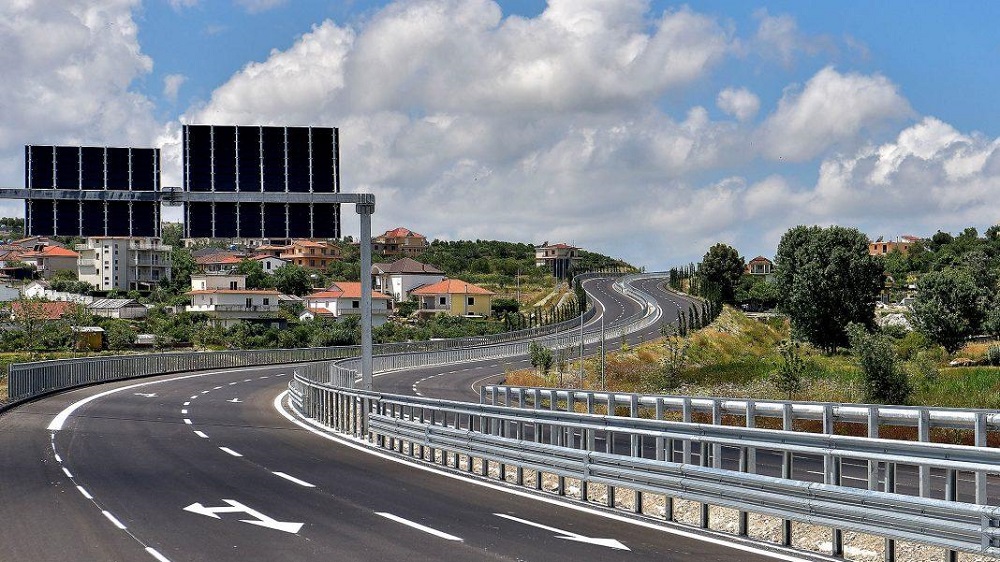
[77, 237, 172, 291]
[372, 227, 429, 258]
[185, 274, 281, 328]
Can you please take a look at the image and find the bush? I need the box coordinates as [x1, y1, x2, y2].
[848, 324, 912, 405]
[895, 330, 933, 361]
[985, 345, 1000, 367]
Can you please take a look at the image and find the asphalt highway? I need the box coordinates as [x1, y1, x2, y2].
[0, 277, 812, 561]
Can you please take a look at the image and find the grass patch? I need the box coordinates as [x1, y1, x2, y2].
[914, 367, 1000, 409]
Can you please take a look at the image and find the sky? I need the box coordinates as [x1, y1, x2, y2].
[2, 1, 1000, 270]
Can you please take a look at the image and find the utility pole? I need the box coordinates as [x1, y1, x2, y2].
[600, 312, 606, 390]
[357, 196, 375, 391]
[579, 291, 585, 387]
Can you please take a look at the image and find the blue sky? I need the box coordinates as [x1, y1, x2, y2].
[2, 1, 999, 269]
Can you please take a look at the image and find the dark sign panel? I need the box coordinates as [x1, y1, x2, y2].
[24, 145, 160, 236]
[183, 124, 340, 239]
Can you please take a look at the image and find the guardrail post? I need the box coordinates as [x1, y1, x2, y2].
[823, 404, 843, 557]
[918, 409, 930, 498]
[946, 468, 959, 562]
[682, 397, 692, 464]
[885, 463, 896, 562]
[781, 402, 793, 546]
[630, 394, 640, 457]
[655, 398, 665, 461]
[711, 401, 722, 468]
[867, 406, 879, 491]
[975, 412, 988, 505]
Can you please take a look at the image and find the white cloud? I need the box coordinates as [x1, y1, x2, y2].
[233, 0, 286, 14]
[163, 73, 187, 103]
[168, 0, 199, 10]
[0, 0, 159, 195]
[752, 9, 833, 66]
[758, 66, 911, 162]
[716, 87, 760, 121]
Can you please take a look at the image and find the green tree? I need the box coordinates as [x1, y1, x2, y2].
[104, 319, 137, 350]
[774, 225, 883, 353]
[161, 222, 184, 247]
[848, 324, 911, 405]
[699, 243, 744, 303]
[234, 259, 272, 290]
[912, 268, 987, 353]
[272, 264, 313, 296]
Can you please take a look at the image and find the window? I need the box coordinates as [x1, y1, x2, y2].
[263, 298, 270, 306]
[439, 296, 447, 306]
[265, 262, 271, 270]
[246, 298, 253, 308]
[310, 260, 315, 267]
[467, 297, 475, 306]
[230, 281, 238, 290]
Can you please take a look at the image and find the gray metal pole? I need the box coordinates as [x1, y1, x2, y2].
[579, 294, 584, 386]
[357, 197, 375, 390]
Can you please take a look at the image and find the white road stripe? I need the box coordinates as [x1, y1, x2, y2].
[77, 486, 93, 499]
[190, 395, 198, 400]
[213, 386, 223, 390]
[62, 467, 73, 478]
[183, 401, 190, 406]
[183, 419, 192, 425]
[375, 512, 463, 542]
[229, 382, 237, 385]
[194, 431, 209, 439]
[181, 409, 188, 414]
[102, 510, 127, 529]
[219, 447, 242, 457]
[201, 390, 210, 394]
[273, 471, 316, 488]
[54, 453, 62, 463]
[145, 547, 171, 562]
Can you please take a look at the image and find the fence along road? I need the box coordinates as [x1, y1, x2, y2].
[0, 274, 798, 562]
[289, 274, 1000, 561]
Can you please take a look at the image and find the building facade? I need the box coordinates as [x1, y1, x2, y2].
[303, 282, 392, 326]
[534, 243, 581, 279]
[185, 274, 282, 328]
[77, 237, 172, 291]
[371, 258, 445, 302]
[276, 240, 341, 271]
[372, 227, 429, 257]
[411, 279, 494, 317]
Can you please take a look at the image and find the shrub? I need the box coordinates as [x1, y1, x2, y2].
[848, 323, 912, 405]
[985, 345, 1000, 367]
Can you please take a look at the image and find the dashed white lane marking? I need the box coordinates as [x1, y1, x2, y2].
[54, 453, 62, 463]
[102, 510, 127, 529]
[77, 486, 93, 500]
[62, 467, 73, 478]
[375, 512, 463, 542]
[272, 471, 316, 488]
[146, 547, 171, 562]
[201, 390, 210, 394]
[219, 447, 242, 457]
[190, 395, 198, 400]
[229, 382, 238, 385]
[259, 375, 270, 379]
[183, 401, 190, 406]
[194, 431, 209, 439]
[183, 418, 192, 425]
[276, 373, 287, 377]
[243, 378, 252, 382]
[213, 386, 223, 390]
[181, 409, 188, 414]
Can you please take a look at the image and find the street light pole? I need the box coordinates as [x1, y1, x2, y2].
[357, 196, 375, 391]
[579, 287, 585, 387]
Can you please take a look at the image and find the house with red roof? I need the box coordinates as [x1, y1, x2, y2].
[277, 239, 341, 271]
[534, 242, 581, 279]
[21, 245, 80, 279]
[371, 257, 445, 302]
[373, 227, 429, 257]
[411, 279, 494, 317]
[302, 282, 392, 326]
[194, 252, 243, 274]
[10, 300, 78, 321]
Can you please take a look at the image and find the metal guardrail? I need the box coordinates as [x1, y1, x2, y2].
[2, 276, 616, 405]
[290, 374, 1000, 558]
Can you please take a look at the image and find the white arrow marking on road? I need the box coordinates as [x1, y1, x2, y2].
[184, 500, 303, 534]
[495, 513, 629, 551]
[227, 398, 242, 403]
[134, 392, 157, 398]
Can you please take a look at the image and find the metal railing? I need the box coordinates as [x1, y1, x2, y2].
[2, 274, 628, 406]
[290, 375, 1000, 559]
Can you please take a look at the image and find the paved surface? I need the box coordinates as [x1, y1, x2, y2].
[0, 277, 811, 561]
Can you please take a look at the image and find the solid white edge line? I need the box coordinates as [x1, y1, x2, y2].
[274, 391, 811, 562]
[77, 486, 93, 499]
[272, 471, 317, 488]
[375, 512, 463, 542]
[62, 467, 73, 478]
[219, 447, 242, 457]
[194, 430, 209, 439]
[102, 510, 127, 529]
[145, 547, 171, 562]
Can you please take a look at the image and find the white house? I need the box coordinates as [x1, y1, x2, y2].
[372, 258, 445, 302]
[302, 282, 392, 326]
[22, 281, 94, 304]
[252, 254, 289, 274]
[185, 274, 282, 328]
[77, 237, 172, 291]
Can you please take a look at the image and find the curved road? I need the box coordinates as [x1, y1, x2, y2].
[0, 277, 805, 561]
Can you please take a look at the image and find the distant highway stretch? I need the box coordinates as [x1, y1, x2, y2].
[0, 277, 817, 561]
